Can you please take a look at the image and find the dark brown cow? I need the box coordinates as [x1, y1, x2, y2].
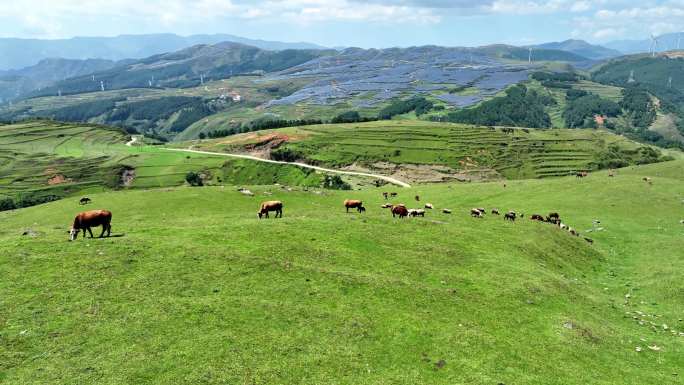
[69, 210, 112, 241]
[392, 205, 409, 218]
[258, 201, 283, 219]
[344, 199, 366, 213]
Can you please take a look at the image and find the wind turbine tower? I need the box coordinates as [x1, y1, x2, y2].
[668, 76, 673, 89]
[528, 48, 533, 63]
[628, 70, 635, 83]
[650, 34, 659, 57]
[100, 81, 105, 92]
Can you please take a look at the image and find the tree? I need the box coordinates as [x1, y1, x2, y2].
[185, 171, 203, 186]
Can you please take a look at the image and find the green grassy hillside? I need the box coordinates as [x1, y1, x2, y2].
[0, 121, 355, 208]
[1, 162, 682, 384]
[195, 121, 676, 181]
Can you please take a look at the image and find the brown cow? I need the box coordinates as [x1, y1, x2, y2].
[258, 201, 283, 219]
[69, 210, 112, 241]
[344, 199, 366, 213]
[392, 205, 409, 218]
[530, 214, 544, 221]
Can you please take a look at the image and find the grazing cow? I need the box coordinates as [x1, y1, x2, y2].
[79, 197, 92, 205]
[258, 201, 283, 219]
[504, 211, 516, 221]
[530, 214, 545, 221]
[425, 203, 434, 209]
[548, 212, 560, 221]
[471, 208, 484, 218]
[415, 195, 420, 202]
[344, 199, 366, 213]
[390, 192, 398, 197]
[409, 209, 426, 217]
[576, 171, 588, 178]
[491, 209, 500, 215]
[546, 217, 561, 225]
[442, 209, 452, 214]
[69, 210, 112, 241]
[382, 192, 389, 200]
[477, 208, 486, 214]
[392, 205, 409, 218]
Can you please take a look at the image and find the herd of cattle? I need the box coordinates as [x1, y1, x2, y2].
[67, 190, 590, 243]
[60, 170, 667, 242]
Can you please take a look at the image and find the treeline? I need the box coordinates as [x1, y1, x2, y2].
[110, 96, 202, 121]
[532, 71, 581, 89]
[563, 89, 620, 128]
[37, 98, 124, 122]
[439, 85, 554, 128]
[0, 194, 61, 212]
[378, 97, 434, 119]
[619, 87, 656, 128]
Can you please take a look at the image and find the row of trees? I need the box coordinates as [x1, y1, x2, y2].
[441, 85, 554, 128]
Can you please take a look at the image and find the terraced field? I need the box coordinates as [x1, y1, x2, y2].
[197, 121, 670, 181]
[0, 121, 358, 207]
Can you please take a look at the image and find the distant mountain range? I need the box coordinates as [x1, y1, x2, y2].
[28, 42, 332, 98]
[605, 32, 684, 54]
[0, 58, 119, 102]
[0, 33, 328, 71]
[532, 39, 621, 60]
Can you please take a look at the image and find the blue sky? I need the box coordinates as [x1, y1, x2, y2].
[1, 1, 683, 47]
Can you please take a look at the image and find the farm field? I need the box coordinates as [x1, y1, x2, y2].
[0, 121, 350, 205]
[1, 162, 683, 384]
[193, 120, 675, 181]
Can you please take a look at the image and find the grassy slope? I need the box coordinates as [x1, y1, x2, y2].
[1, 163, 683, 384]
[0, 122, 349, 203]
[195, 121, 665, 179]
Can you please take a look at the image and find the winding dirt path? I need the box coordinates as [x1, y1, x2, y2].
[162, 147, 412, 188]
[125, 136, 139, 147]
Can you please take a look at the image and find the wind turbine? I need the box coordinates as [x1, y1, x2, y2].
[668, 76, 673, 88]
[100, 81, 105, 91]
[528, 48, 533, 63]
[628, 70, 636, 83]
[650, 34, 659, 57]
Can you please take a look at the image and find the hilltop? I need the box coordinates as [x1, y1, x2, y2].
[1, 158, 683, 384]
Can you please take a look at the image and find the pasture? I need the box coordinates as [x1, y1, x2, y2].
[1, 163, 683, 384]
